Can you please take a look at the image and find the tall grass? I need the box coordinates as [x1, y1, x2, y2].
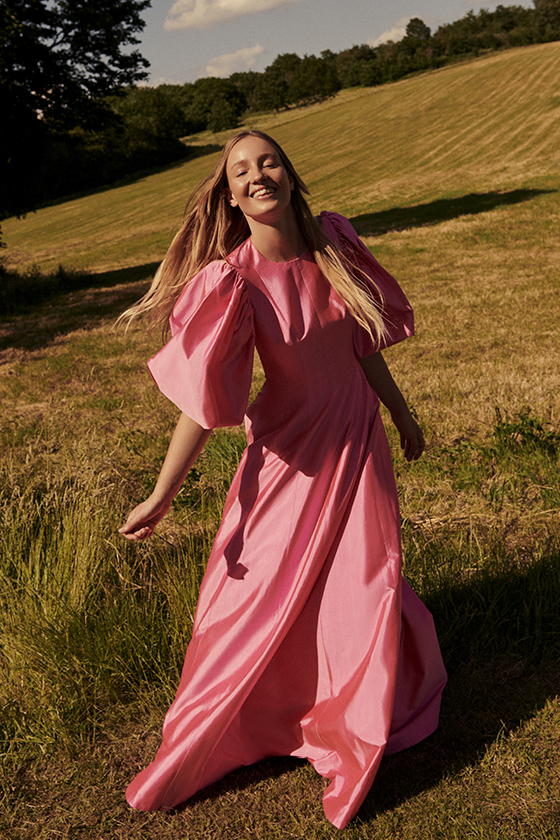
[0, 421, 246, 807]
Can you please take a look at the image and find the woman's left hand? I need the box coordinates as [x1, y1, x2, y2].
[390, 409, 425, 462]
[358, 352, 425, 461]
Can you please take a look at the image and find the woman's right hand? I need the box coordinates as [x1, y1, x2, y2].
[119, 412, 211, 542]
[119, 495, 172, 541]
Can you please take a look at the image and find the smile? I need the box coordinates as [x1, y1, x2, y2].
[251, 187, 276, 198]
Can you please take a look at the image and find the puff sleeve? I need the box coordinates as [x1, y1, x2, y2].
[147, 262, 255, 429]
[320, 211, 415, 358]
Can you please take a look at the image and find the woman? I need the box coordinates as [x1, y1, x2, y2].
[120, 130, 446, 829]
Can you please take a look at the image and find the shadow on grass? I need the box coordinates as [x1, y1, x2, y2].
[0, 263, 159, 352]
[360, 545, 560, 822]
[163, 548, 560, 825]
[350, 188, 556, 237]
[30, 143, 222, 213]
[4, 187, 553, 352]
[172, 755, 311, 811]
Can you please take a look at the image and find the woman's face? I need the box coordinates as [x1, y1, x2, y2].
[225, 135, 294, 226]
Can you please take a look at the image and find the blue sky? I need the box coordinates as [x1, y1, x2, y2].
[137, 0, 534, 85]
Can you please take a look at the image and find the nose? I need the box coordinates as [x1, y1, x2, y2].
[250, 164, 268, 182]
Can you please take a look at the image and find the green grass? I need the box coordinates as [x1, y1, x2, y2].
[1, 42, 560, 839]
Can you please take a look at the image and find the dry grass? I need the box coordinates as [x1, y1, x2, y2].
[1, 42, 560, 840]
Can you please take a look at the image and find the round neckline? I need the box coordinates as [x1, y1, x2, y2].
[249, 238, 310, 265]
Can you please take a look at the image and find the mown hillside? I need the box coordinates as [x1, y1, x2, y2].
[3, 41, 559, 274]
[1, 42, 560, 840]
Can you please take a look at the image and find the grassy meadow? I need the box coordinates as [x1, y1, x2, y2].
[1, 41, 560, 839]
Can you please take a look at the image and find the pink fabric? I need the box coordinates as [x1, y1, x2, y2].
[129, 213, 446, 829]
[148, 264, 255, 429]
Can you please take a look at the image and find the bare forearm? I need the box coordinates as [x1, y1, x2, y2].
[151, 412, 211, 505]
[358, 352, 408, 418]
[358, 351, 425, 461]
[120, 413, 211, 540]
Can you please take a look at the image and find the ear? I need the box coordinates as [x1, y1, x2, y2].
[289, 177, 294, 191]
[225, 188, 238, 207]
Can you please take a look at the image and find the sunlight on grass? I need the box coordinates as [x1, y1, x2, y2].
[1, 41, 560, 840]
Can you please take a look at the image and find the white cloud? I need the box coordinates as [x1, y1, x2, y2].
[368, 16, 410, 48]
[165, 0, 302, 30]
[206, 43, 265, 77]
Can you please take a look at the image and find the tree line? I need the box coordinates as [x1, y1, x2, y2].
[1, 1, 560, 232]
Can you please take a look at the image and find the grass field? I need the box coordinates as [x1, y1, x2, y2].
[1, 42, 560, 839]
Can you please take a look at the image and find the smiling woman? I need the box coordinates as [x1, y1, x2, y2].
[225, 136, 302, 260]
[226, 140, 294, 212]
[118, 129, 446, 829]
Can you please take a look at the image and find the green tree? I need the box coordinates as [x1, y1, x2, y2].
[335, 45, 377, 88]
[0, 0, 150, 224]
[431, 6, 539, 59]
[257, 53, 302, 110]
[229, 71, 262, 112]
[186, 78, 247, 132]
[397, 17, 433, 73]
[534, 0, 560, 38]
[110, 85, 192, 147]
[406, 17, 431, 40]
[289, 54, 340, 104]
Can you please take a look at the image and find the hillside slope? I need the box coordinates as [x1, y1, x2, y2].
[3, 41, 559, 273]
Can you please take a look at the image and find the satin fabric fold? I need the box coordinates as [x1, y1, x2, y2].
[129, 213, 446, 829]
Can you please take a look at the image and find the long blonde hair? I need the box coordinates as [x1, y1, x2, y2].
[120, 130, 388, 345]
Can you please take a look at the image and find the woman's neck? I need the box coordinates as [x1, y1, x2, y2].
[248, 210, 307, 263]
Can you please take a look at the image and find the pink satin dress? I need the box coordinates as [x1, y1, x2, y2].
[126, 212, 447, 829]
